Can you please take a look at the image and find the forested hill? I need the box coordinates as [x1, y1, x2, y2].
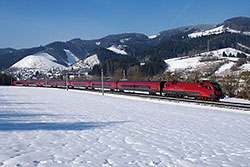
[140, 32, 250, 60]
[1, 17, 250, 80]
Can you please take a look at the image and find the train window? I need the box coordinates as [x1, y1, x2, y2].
[121, 84, 151, 89]
[134, 85, 151, 89]
[121, 84, 134, 88]
[94, 84, 111, 87]
[213, 84, 222, 91]
[205, 86, 212, 90]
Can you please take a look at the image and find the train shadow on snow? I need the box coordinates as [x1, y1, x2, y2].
[0, 121, 128, 131]
[0, 111, 128, 131]
[0, 87, 129, 131]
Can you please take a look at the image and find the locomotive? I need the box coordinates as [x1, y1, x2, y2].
[13, 80, 224, 101]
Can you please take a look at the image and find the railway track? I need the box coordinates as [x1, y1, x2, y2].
[15, 85, 250, 111]
[104, 90, 250, 111]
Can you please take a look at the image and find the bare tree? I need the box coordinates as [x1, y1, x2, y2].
[220, 74, 240, 97]
[237, 71, 250, 100]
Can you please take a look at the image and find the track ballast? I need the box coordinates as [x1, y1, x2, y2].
[16, 85, 250, 111]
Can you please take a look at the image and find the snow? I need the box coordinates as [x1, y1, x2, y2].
[96, 42, 101, 46]
[226, 27, 241, 34]
[201, 47, 250, 58]
[221, 97, 250, 104]
[215, 62, 235, 75]
[107, 45, 127, 55]
[188, 25, 224, 38]
[120, 38, 131, 43]
[237, 43, 250, 51]
[70, 54, 100, 70]
[165, 48, 249, 74]
[148, 34, 160, 39]
[0, 86, 250, 166]
[188, 25, 250, 38]
[227, 28, 250, 36]
[165, 56, 202, 71]
[83, 54, 100, 68]
[240, 63, 250, 71]
[243, 31, 250, 36]
[11, 52, 65, 70]
[63, 49, 79, 65]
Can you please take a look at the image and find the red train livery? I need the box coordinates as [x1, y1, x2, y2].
[13, 80, 224, 101]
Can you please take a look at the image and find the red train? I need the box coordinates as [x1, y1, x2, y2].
[13, 80, 224, 101]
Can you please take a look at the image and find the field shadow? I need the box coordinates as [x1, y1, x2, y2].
[0, 113, 55, 118]
[0, 121, 127, 131]
[0, 101, 51, 105]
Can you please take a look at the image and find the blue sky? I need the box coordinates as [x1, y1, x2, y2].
[0, 0, 249, 49]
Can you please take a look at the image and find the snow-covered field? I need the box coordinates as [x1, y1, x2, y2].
[0, 86, 250, 167]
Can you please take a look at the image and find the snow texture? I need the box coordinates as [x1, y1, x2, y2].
[200, 47, 250, 58]
[188, 25, 224, 38]
[188, 25, 250, 38]
[83, 54, 100, 68]
[237, 43, 250, 51]
[215, 62, 235, 75]
[120, 38, 131, 43]
[221, 97, 250, 104]
[107, 45, 127, 55]
[70, 54, 100, 70]
[165, 56, 202, 71]
[227, 28, 250, 36]
[165, 48, 250, 75]
[0, 86, 250, 167]
[11, 52, 65, 70]
[148, 34, 160, 39]
[240, 63, 250, 71]
[63, 49, 79, 65]
[226, 27, 241, 34]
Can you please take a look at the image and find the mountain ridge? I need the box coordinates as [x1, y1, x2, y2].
[1, 16, 250, 80]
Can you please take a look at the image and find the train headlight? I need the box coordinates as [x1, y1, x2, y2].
[209, 94, 216, 98]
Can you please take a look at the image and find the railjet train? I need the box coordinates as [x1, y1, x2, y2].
[13, 80, 224, 101]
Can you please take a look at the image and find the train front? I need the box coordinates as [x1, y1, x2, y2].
[211, 82, 224, 100]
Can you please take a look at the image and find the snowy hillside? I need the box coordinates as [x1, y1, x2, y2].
[107, 45, 127, 55]
[240, 63, 250, 71]
[200, 47, 250, 58]
[64, 49, 79, 65]
[69, 54, 100, 70]
[188, 25, 250, 38]
[188, 25, 225, 38]
[9, 52, 65, 80]
[11, 52, 65, 70]
[148, 34, 160, 39]
[165, 48, 250, 76]
[0, 86, 249, 166]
